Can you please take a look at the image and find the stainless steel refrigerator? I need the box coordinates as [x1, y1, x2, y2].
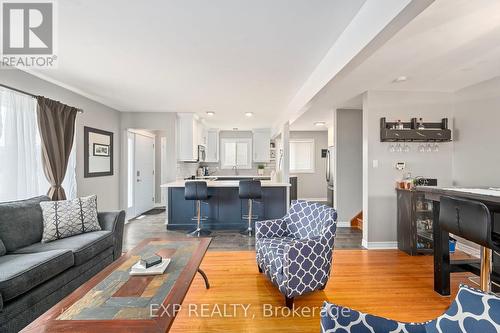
[326, 146, 335, 207]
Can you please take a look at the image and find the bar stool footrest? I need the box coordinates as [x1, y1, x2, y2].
[187, 228, 212, 237]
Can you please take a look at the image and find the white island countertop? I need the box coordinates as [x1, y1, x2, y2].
[161, 180, 290, 188]
[194, 175, 270, 179]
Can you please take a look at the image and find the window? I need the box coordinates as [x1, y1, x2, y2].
[0, 87, 76, 202]
[290, 139, 315, 173]
[220, 138, 252, 169]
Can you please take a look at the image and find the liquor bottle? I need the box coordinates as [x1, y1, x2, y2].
[397, 120, 403, 130]
[417, 118, 425, 130]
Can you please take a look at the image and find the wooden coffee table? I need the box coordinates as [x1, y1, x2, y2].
[22, 237, 211, 333]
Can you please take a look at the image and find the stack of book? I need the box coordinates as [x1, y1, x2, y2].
[130, 254, 170, 276]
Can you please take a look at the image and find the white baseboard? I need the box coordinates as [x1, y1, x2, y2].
[361, 239, 398, 250]
[298, 197, 328, 202]
[456, 242, 480, 257]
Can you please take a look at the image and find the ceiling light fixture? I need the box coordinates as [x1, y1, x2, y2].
[245, 112, 253, 117]
[314, 121, 326, 127]
[393, 76, 408, 83]
[206, 111, 215, 116]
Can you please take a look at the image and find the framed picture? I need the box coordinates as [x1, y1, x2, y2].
[93, 143, 110, 156]
[84, 126, 114, 177]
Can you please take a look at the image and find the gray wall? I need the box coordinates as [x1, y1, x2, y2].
[453, 76, 500, 187]
[290, 131, 328, 200]
[335, 109, 362, 223]
[1, 69, 121, 211]
[120, 112, 177, 210]
[362, 90, 454, 244]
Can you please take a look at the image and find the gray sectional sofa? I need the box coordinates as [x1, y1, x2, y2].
[0, 196, 125, 333]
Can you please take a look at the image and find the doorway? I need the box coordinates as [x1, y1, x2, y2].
[334, 108, 363, 247]
[127, 130, 155, 218]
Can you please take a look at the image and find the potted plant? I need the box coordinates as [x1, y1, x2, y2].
[257, 164, 265, 176]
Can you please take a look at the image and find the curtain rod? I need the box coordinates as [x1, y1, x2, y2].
[0, 83, 84, 114]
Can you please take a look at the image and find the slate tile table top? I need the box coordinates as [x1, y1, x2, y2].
[21, 237, 211, 333]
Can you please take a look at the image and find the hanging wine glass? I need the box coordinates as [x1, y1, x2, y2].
[389, 144, 395, 153]
[433, 143, 439, 152]
[403, 143, 410, 153]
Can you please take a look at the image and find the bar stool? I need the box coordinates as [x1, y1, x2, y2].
[239, 180, 262, 237]
[440, 196, 500, 292]
[185, 181, 211, 237]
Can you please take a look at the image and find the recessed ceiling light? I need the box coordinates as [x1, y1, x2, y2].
[314, 121, 326, 127]
[245, 112, 253, 117]
[206, 111, 215, 116]
[393, 76, 408, 83]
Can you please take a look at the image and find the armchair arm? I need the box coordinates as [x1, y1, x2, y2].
[320, 302, 426, 333]
[98, 210, 126, 260]
[282, 237, 333, 296]
[255, 219, 288, 239]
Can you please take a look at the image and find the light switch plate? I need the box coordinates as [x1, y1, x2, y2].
[395, 162, 406, 170]
[372, 160, 379, 168]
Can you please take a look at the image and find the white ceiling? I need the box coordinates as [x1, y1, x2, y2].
[292, 0, 500, 130]
[31, 0, 366, 129]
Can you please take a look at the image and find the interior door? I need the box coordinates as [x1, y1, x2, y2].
[134, 133, 155, 216]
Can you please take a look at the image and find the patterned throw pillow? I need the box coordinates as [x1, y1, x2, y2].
[40, 195, 101, 243]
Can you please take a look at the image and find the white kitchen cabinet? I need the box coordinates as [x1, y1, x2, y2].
[197, 122, 207, 147]
[177, 113, 200, 161]
[253, 128, 271, 163]
[205, 129, 219, 162]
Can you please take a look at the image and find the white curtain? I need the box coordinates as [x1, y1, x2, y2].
[0, 87, 76, 202]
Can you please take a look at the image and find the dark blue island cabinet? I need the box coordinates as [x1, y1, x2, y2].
[166, 186, 288, 230]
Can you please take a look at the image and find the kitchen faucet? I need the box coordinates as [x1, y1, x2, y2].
[232, 165, 239, 175]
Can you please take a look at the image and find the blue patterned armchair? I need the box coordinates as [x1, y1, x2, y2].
[321, 284, 500, 332]
[256, 200, 337, 307]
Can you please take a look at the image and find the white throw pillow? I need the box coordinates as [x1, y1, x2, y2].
[40, 195, 101, 243]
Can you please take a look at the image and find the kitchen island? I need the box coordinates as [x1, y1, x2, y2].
[161, 180, 290, 230]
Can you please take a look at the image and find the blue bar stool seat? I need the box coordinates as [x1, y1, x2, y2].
[239, 180, 262, 237]
[184, 181, 211, 237]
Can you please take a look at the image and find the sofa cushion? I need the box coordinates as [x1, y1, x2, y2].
[0, 238, 5, 256]
[0, 196, 50, 252]
[14, 231, 113, 266]
[0, 249, 74, 302]
[40, 195, 101, 243]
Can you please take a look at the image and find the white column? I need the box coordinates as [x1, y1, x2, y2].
[281, 122, 290, 183]
[281, 121, 290, 209]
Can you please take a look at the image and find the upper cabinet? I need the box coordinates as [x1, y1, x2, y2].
[177, 113, 205, 161]
[205, 129, 219, 162]
[197, 122, 207, 147]
[253, 128, 271, 163]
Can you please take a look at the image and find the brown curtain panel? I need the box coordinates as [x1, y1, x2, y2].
[36, 96, 78, 200]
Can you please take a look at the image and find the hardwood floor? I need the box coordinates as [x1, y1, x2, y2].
[169, 250, 471, 333]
